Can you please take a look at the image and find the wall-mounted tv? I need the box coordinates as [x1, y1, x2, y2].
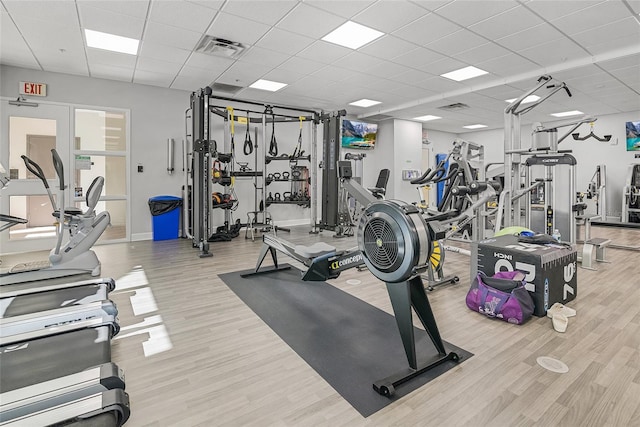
[341, 119, 378, 149]
[626, 121, 640, 151]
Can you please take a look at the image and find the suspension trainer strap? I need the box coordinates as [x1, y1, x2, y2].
[268, 110, 278, 156]
[243, 110, 253, 156]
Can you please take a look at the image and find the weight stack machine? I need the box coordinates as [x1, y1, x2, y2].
[317, 110, 346, 232]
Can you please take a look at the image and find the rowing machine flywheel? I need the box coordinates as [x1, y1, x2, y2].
[357, 200, 432, 283]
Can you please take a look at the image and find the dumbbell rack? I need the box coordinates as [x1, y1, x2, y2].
[264, 155, 312, 208]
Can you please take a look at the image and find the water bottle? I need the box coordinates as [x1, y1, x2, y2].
[552, 229, 561, 242]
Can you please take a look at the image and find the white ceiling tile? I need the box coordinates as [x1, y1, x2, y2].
[392, 47, 446, 71]
[366, 60, 410, 80]
[598, 53, 640, 72]
[435, 0, 519, 26]
[476, 53, 539, 77]
[11, 14, 81, 51]
[279, 56, 324, 75]
[222, 0, 297, 25]
[0, 50, 40, 69]
[523, 0, 604, 20]
[495, 23, 565, 52]
[424, 56, 468, 76]
[144, 21, 202, 50]
[183, 52, 234, 72]
[133, 69, 177, 87]
[303, 0, 375, 19]
[3, 0, 78, 24]
[453, 42, 511, 65]
[138, 41, 192, 64]
[178, 65, 221, 81]
[87, 49, 137, 68]
[261, 68, 306, 85]
[358, 35, 419, 60]
[390, 68, 434, 85]
[216, 61, 272, 87]
[185, 1, 225, 11]
[254, 28, 315, 56]
[338, 51, 380, 73]
[32, 47, 86, 67]
[550, 1, 632, 35]
[571, 17, 640, 51]
[352, 1, 428, 33]
[469, 5, 543, 40]
[381, 83, 436, 100]
[149, 0, 217, 32]
[551, 64, 603, 82]
[42, 62, 89, 77]
[78, 4, 145, 39]
[239, 46, 289, 68]
[296, 40, 351, 64]
[340, 72, 390, 90]
[136, 57, 183, 75]
[76, 0, 150, 19]
[276, 3, 346, 39]
[392, 12, 461, 46]
[413, 75, 464, 92]
[171, 74, 209, 91]
[518, 37, 589, 67]
[89, 63, 134, 82]
[206, 12, 272, 45]
[405, 0, 454, 12]
[425, 29, 487, 56]
[311, 65, 360, 82]
[583, 34, 640, 56]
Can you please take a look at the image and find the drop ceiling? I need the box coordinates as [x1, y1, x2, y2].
[1, 0, 639, 133]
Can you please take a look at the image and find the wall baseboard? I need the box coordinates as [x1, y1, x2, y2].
[131, 232, 153, 241]
[271, 219, 312, 228]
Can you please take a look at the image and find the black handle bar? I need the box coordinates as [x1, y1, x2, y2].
[21, 155, 50, 189]
[51, 149, 66, 190]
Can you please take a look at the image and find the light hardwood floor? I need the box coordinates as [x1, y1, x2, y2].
[3, 225, 639, 426]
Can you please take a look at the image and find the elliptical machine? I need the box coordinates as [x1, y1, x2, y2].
[1, 149, 110, 285]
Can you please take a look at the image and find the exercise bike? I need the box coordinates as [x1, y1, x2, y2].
[0, 149, 110, 285]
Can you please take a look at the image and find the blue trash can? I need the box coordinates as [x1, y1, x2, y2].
[148, 195, 182, 241]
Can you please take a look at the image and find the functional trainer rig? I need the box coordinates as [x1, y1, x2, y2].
[244, 160, 461, 397]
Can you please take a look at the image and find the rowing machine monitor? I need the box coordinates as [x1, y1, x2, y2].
[338, 161, 352, 179]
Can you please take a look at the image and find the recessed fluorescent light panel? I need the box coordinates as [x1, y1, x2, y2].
[322, 21, 384, 49]
[85, 29, 139, 55]
[349, 99, 381, 108]
[550, 110, 584, 117]
[413, 115, 442, 122]
[505, 95, 540, 104]
[463, 124, 487, 129]
[249, 79, 287, 92]
[440, 66, 488, 82]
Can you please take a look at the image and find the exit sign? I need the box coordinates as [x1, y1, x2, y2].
[19, 81, 47, 97]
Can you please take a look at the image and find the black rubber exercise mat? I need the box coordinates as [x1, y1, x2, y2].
[220, 266, 472, 417]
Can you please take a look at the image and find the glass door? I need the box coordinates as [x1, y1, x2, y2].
[73, 108, 129, 242]
[0, 100, 71, 254]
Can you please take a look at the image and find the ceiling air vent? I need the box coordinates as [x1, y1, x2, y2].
[195, 36, 247, 59]
[437, 102, 470, 111]
[210, 82, 244, 95]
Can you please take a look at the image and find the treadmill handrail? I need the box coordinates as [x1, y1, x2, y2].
[0, 316, 117, 346]
[0, 278, 116, 298]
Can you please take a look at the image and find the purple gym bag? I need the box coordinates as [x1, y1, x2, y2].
[465, 271, 534, 325]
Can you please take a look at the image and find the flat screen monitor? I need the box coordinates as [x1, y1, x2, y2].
[341, 119, 377, 149]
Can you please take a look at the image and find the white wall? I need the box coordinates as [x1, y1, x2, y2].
[461, 111, 640, 219]
[392, 119, 423, 202]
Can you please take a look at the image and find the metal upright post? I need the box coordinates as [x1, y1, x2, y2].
[310, 116, 319, 233]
